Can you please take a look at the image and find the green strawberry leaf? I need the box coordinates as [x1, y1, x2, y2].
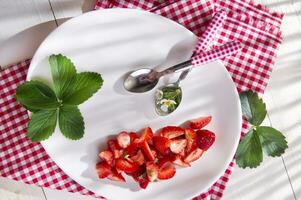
[15, 80, 59, 111]
[239, 90, 267, 126]
[257, 126, 288, 157]
[49, 54, 76, 99]
[62, 72, 103, 105]
[236, 129, 263, 169]
[59, 105, 84, 140]
[27, 109, 57, 142]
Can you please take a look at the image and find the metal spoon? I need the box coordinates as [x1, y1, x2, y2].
[155, 69, 190, 116]
[124, 41, 242, 93]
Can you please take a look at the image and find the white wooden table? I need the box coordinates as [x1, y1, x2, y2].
[0, 0, 300, 199]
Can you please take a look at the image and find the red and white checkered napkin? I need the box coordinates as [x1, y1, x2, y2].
[0, 0, 283, 199]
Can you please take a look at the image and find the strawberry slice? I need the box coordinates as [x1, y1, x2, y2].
[115, 158, 139, 173]
[189, 116, 212, 129]
[129, 132, 139, 142]
[183, 148, 204, 163]
[172, 155, 190, 167]
[99, 150, 113, 165]
[130, 150, 145, 166]
[135, 127, 153, 143]
[146, 162, 159, 182]
[108, 139, 123, 158]
[158, 162, 176, 180]
[170, 139, 187, 154]
[161, 126, 185, 139]
[131, 166, 149, 189]
[153, 136, 171, 155]
[185, 128, 197, 153]
[196, 129, 216, 151]
[140, 141, 155, 161]
[125, 142, 139, 156]
[107, 168, 126, 182]
[96, 162, 111, 179]
[117, 132, 131, 148]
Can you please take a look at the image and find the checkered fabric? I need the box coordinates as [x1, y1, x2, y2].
[0, 0, 283, 199]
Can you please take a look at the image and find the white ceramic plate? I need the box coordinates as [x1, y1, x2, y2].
[28, 8, 241, 200]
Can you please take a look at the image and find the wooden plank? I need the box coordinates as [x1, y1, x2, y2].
[223, 118, 295, 200]
[258, 0, 301, 199]
[43, 188, 95, 200]
[0, 0, 56, 199]
[0, 177, 46, 200]
[48, 0, 95, 25]
[0, 0, 57, 67]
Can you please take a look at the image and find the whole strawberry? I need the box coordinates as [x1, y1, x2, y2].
[196, 130, 215, 151]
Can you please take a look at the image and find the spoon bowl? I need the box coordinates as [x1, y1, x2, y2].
[124, 68, 159, 93]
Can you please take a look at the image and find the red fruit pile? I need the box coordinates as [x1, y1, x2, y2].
[96, 116, 215, 189]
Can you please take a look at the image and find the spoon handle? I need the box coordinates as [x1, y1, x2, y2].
[191, 41, 242, 67]
[157, 60, 192, 77]
[194, 10, 227, 53]
[157, 41, 242, 78]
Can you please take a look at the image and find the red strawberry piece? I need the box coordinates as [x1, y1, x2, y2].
[146, 162, 159, 182]
[157, 156, 173, 168]
[189, 116, 212, 129]
[99, 150, 113, 165]
[161, 126, 185, 139]
[129, 132, 139, 142]
[131, 166, 149, 189]
[185, 128, 197, 153]
[172, 155, 190, 167]
[170, 139, 187, 154]
[179, 149, 186, 157]
[125, 142, 139, 156]
[96, 162, 111, 179]
[150, 145, 158, 158]
[183, 148, 204, 163]
[107, 168, 125, 182]
[115, 158, 139, 173]
[117, 132, 131, 148]
[158, 162, 176, 180]
[135, 127, 154, 144]
[196, 129, 216, 151]
[108, 139, 123, 158]
[140, 141, 155, 161]
[153, 136, 171, 155]
[130, 150, 145, 166]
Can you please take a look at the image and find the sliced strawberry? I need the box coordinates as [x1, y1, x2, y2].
[158, 162, 176, 180]
[99, 150, 113, 165]
[108, 139, 122, 158]
[135, 127, 154, 143]
[146, 162, 159, 182]
[140, 141, 155, 161]
[185, 128, 197, 153]
[130, 150, 145, 166]
[125, 142, 139, 156]
[153, 136, 171, 155]
[129, 132, 139, 142]
[96, 162, 111, 179]
[161, 126, 185, 139]
[115, 158, 139, 173]
[157, 156, 174, 168]
[170, 139, 187, 154]
[172, 155, 190, 167]
[131, 166, 149, 189]
[117, 132, 131, 148]
[178, 149, 186, 157]
[189, 116, 212, 129]
[196, 129, 216, 151]
[184, 148, 204, 163]
[107, 168, 126, 182]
